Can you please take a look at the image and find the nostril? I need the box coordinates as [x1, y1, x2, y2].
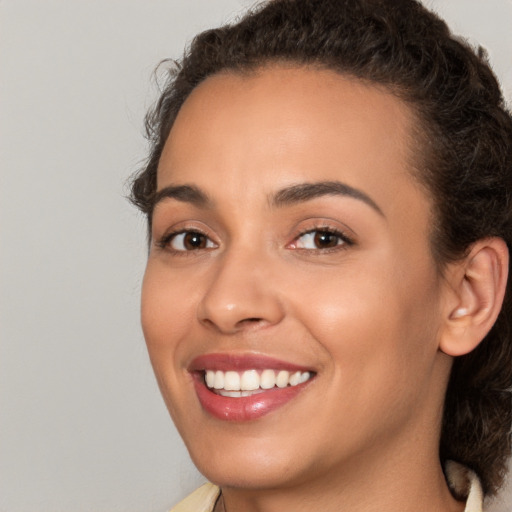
[199, 315, 265, 333]
[235, 317, 265, 328]
[200, 318, 216, 329]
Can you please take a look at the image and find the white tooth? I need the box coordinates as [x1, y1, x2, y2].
[260, 369, 276, 389]
[300, 371, 311, 383]
[216, 389, 264, 398]
[219, 390, 240, 397]
[276, 370, 290, 388]
[205, 370, 215, 388]
[289, 371, 301, 386]
[241, 370, 260, 391]
[217, 389, 265, 398]
[224, 371, 241, 391]
[213, 370, 224, 390]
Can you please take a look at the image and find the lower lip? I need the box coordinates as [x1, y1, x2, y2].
[193, 375, 310, 421]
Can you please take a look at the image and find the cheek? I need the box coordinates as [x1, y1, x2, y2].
[308, 291, 439, 450]
[140, 262, 199, 384]
[142, 261, 197, 339]
[140, 264, 203, 427]
[289, 255, 442, 389]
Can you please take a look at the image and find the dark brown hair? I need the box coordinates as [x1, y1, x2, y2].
[131, 0, 512, 495]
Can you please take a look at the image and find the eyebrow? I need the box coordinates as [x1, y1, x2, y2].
[152, 184, 212, 209]
[271, 181, 384, 216]
[152, 180, 383, 217]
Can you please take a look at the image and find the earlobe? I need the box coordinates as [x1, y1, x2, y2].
[440, 238, 509, 357]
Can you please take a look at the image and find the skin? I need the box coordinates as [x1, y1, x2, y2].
[142, 66, 468, 512]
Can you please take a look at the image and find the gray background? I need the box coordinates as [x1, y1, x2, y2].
[1, 1, 511, 511]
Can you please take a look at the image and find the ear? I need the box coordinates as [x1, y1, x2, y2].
[439, 237, 509, 357]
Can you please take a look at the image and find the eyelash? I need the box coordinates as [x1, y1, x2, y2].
[156, 225, 355, 254]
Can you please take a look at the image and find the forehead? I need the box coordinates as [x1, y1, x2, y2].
[158, 65, 427, 220]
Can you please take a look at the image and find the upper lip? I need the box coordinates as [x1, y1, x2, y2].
[188, 353, 314, 373]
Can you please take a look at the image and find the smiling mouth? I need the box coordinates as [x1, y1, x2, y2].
[204, 369, 313, 397]
[189, 354, 316, 421]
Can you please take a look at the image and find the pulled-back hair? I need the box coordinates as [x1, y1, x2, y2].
[130, 0, 512, 495]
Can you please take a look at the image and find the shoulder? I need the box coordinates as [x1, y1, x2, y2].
[170, 483, 220, 512]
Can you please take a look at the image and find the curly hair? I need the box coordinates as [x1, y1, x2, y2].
[130, 0, 512, 495]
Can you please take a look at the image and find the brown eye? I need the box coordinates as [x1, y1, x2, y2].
[183, 232, 207, 250]
[292, 229, 352, 250]
[313, 231, 340, 248]
[169, 231, 216, 251]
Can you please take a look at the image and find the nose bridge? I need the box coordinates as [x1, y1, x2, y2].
[198, 243, 284, 333]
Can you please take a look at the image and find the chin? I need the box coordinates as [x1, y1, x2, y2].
[194, 455, 309, 491]
[184, 432, 314, 490]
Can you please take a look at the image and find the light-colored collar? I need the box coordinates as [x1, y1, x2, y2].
[170, 482, 220, 512]
[446, 461, 484, 512]
[170, 462, 484, 512]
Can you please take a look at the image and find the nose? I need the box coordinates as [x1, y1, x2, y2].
[197, 249, 285, 334]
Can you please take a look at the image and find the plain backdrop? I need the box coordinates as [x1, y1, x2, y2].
[1, 1, 511, 511]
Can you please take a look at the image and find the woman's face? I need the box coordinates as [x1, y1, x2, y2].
[142, 67, 452, 489]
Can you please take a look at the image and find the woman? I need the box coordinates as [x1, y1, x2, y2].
[130, 0, 512, 510]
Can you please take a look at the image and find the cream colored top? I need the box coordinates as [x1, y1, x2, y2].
[170, 462, 484, 512]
